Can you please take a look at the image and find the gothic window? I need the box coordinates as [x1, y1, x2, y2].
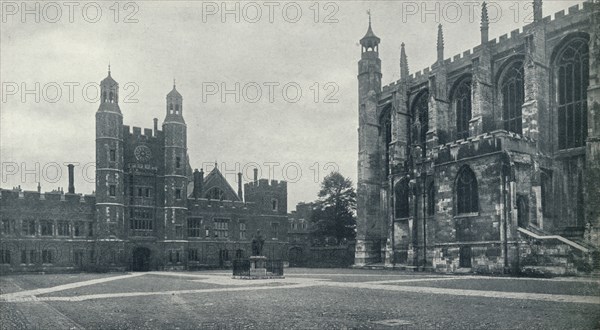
[40, 221, 54, 236]
[557, 39, 589, 149]
[517, 195, 529, 227]
[456, 167, 478, 214]
[454, 78, 472, 139]
[239, 221, 247, 240]
[412, 91, 429, 147]
[395, 179, 409, 219]
[500, 61, 524, 134]
[205, 187, 224, 200]
[109, 91, 114, 102]
[22, 220, 36, 236]
[427, 182, 435, 216]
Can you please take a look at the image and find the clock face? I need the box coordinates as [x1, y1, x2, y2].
[134, 145, 152, 162]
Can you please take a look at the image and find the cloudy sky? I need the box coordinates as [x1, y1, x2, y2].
[0, 0, 583, 209]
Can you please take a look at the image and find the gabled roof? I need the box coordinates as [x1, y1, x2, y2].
[199, 167, 241, 201]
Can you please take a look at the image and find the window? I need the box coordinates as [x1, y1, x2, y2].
[517, 195, 529, 227]
[427, 182, 435, 216]
[145, 188, 151, 198]
[205, 187, 224, 200]
[22, 220, 36, 236]
[205, 226, 210, 237]
[188, 218, 202, 237]
[395, 179, 409, 219]
[214, 218, 229, 238]
[239, 221, 247, 240]
[30, 250, 37, 264]
[74, 222, 84, 237]
[176, 157, 181, 169]
[541, 170, 552, 218]
[500, 61, 524, 134]
[138, 187, 143, 197]
[41, 221, 54, 236]
[175, 189, 182, 200]
[20, 250, 27, 264]
[2, 219, 11, 235]
[130, 208, 153, 230]
[456, 167, 478, 214]
[88, 223, 94, 237]
[412, 90, 429, 148]
[188, 249, 199, 261]
[454, 78, 472, 139]
[557, 39, 589, 149]
[272, 199, 278, 211]
[42, 250, 53, 264]
[175, 225, 183, 239]
[271, 222, 279, 239]
[109, 149, 116, 162]
[235, 249, 244, 259]
[0, 250, 10, 264]
[109, 185, 116, 197]
[57, 222, 70, 236]
[169, 250, 181, 263]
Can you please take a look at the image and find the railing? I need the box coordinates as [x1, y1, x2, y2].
[232, 259, 250, 276]
[266, 259, 284, 276]
[517, 227, 589, 253]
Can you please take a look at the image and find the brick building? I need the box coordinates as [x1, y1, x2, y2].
[0, 71, 288, 273]
[355, 1, 600, 274]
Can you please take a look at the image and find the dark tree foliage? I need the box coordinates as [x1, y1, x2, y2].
[310, 172, 357, 244]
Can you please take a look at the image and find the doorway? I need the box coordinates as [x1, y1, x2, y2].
[132, 247, 151, 271]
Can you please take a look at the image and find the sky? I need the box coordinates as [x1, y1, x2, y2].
[0, 0, 584, 210]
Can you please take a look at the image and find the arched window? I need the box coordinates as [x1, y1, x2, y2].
[456, 167, 478, 214]
[395, 179, 409, 219]
[517, 195, 529, 227]
[205, 187, 224, 200]
[412, 91, 429, 147]
[454, 78, 472, 139]
[109, 91, 114, 103]
[103, 91, 107, 103]
[427, 181, 435, 216]
[557, 39, 589, 149]
[500, 61, 524, 134]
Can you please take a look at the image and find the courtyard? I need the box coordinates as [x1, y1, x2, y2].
[1, 269, 599, 329]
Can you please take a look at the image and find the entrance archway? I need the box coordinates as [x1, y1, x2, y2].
[288, 247, 304, 267]
[132, 247, 151, 271]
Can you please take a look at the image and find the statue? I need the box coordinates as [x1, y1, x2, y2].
[251, 229, 265, 256]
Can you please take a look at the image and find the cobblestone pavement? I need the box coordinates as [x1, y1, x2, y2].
[1, 268, 599, 329]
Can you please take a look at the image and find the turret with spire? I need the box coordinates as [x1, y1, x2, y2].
[400, 43, 410, 81]
[481, 2, 489, 44]
[356, 11, 383, 266]
[437, 24, 444, 63]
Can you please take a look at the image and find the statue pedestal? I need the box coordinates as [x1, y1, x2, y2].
[249, 256, 267, 277]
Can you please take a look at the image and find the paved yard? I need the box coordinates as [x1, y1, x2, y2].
[1, 268, 599, 329]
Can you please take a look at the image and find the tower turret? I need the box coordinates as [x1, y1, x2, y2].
[162, 81, 188, 239]
[356, 13, 383, 266]
[96, 66, 125, 238]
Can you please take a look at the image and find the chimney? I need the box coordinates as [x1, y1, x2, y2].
[253, 168, 258, 183]
[153, 118, 158, 136]
[67, 164, 75, 194]
[237, 172, 243, 201]
[193, 169, 201, 199]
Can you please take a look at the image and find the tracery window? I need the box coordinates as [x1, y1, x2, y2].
[412, 91, 429, 147]
[456, 167, 478, 214]
[557, 39, 589, 149]
[500, 61, 524, 134]
[205, 187, 224, 200]
[454, 79, 472, 139]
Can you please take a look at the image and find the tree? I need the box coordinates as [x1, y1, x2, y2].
[310, 172, 357, 244]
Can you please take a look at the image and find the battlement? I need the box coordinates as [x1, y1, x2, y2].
[381, 1, 591, 94]
[0, 188, 96, 206]
[244, 179, 287, 190]
[123, 125, 161, 139]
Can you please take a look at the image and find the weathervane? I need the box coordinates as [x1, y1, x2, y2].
[367, 9, 371, 24]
